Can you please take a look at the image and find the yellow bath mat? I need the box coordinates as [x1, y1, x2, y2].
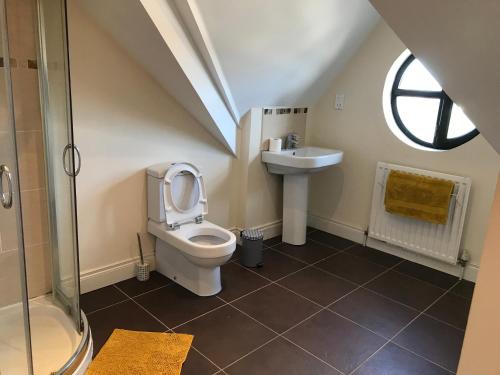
[384, 170, 455, 225]
[86, 329, 193, 375]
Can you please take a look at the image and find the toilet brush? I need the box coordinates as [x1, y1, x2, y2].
[135, 233, 150, 282]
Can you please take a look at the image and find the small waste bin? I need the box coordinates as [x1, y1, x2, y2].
[240, 229, 264, 268]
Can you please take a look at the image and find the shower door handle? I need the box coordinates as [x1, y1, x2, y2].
[62, 144, 82, 177]
[0, 164, 13, 209]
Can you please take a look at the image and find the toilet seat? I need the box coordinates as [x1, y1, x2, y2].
[163, 162, 208, 227]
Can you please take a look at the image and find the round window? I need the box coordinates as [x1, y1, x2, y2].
[383, 50, 479, 151]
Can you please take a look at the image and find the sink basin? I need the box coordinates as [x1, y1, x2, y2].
[262, 147, 343, 174]
[261, 146, 343, 246]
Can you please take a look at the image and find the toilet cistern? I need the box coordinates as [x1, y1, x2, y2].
[262, 147, 343, 245]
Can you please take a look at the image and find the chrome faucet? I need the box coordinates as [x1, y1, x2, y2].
[284, 133, 299, 149]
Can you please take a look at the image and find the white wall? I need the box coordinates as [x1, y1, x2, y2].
[67, 2, 238, 291]
[306, 21, 500, 280]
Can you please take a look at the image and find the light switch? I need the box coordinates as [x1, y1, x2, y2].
[335, 94, 345, 110]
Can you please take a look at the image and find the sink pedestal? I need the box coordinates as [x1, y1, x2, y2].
[282, 174, 309, 245]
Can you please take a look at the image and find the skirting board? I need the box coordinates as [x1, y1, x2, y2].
[80, 253, 156, 293]
[308, 213, 478, 282]
[80, 222, 283, 293]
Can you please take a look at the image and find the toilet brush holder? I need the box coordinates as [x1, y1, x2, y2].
[135, 262, 150, 282]
[135, 232, 150, 281]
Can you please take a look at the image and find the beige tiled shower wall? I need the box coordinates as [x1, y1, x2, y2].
[0, 0, 51, 307]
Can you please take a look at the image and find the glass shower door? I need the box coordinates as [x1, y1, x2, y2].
[37, 0, 82, 331]
[0, 0, 33, 373]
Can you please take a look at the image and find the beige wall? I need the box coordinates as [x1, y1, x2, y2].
[306, 21, 500, 279]
[458, 176, 500, 374]
[0, 0, 51, 307]
[68, 2, 238, 288]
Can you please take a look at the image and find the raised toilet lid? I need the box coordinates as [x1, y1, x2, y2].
[163, 162, 208, 225]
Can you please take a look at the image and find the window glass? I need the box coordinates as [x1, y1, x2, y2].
[399, 59, 442, 92]
[448, 105, 476, 139]
[396, 97, 439, 144]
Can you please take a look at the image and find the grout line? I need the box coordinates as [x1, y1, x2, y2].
[123, 283, 172, 299]
[280, 335, 347, 375]
[114, 285, 172, 331]
[190, 346, 225, 373]
[221, 335, 281, 371]
[84, 297, 130, 316]
[225, 303, 345, 374]
[389, 267, 454, 291]
[420, 312, 466, 332]
[389, 341, 455, 374]
[172, 302, 229, 330]
[348, 279, 462, 374]
[358, 286, 422, 313]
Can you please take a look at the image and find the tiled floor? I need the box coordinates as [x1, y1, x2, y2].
[81, 229, 474, 375]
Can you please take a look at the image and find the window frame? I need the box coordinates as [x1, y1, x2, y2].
[390, 54, 479, 150]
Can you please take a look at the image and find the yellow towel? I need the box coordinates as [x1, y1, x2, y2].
[86, 329, 193, 375]
[384, 170, 454, 225]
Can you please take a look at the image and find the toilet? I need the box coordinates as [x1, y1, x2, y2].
[147, 162, 236, 296]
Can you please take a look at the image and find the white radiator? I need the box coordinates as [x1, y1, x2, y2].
[368, 162, 471, 265]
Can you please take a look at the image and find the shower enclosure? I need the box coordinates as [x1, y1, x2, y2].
[0, 0, 91, 373]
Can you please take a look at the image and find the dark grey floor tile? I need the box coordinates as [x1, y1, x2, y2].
[426, 292, 471, 329]
[263, 235, 281, 247]
[181, 348, 220, 375]
[450, 280, 475, 300]
[114, 271, 171, 297]
[353, 343, 451, 375]
[285, 310, 386, 374]
[307, 230, 355, 250]
[394, 261, 458, 289]
[330, 288, 419, 338]
[316, 252, 388, 285]
[176, 305, 275, 368]
[366, 271, 444, 311]
[278, 267, 357, 306]
[218, 263, 270, 302]
[134, 283, 224, 328]
[80, 285, 128, 314]
[393, 315, 465, 372]
[86, 300, 166, 355]
[225, 337, 340, 375]
[274, 241, 339, 264]
[232, 284, 321, 333]
[250, 249, 307, 281]
[347, 245, 403, 267]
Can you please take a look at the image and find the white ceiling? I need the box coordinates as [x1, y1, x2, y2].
[195, 0, 380, 115]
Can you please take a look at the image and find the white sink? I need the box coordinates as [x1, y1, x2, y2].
[261, 146, 343, 246]
[262, 147, 343, 174]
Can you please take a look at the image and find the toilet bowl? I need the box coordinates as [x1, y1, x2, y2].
[147, 162, 236, 296]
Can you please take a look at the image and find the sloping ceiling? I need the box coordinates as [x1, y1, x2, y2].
[194, 0, 380, 115]
[78, 0, 238, 154]
[77, 0, 379, 153]
[370, 0, 500, 154]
